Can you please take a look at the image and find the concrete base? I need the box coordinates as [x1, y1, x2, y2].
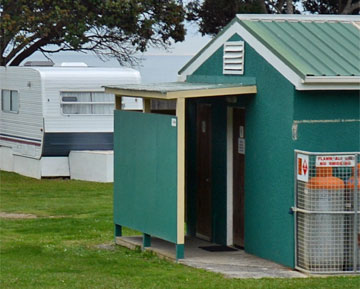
[12, 155, 70, 179]
[13, 155, 42, 179]
[1, 147, 71, 179]
[69, 150, 113, 182]
[115, 236, 307, 279]
[0, 147, 113, 182]
[0, 147, 14, 172]
[41, 157, 70, 177]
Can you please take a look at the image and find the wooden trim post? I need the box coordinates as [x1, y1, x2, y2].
[143, 99, 151, 113]
[115, 95, 122, 110]
[176, 97, 185, 259]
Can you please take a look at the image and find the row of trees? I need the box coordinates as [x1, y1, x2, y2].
[1, 0, 359, 66]
[187, 0, 360, 35]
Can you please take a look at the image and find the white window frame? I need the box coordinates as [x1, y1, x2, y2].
[1, 89, 19, 113]
[60, 91, 115, 115]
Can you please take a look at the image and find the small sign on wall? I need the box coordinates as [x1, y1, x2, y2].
[297, 154, 309, 182]
[238, 138, 245, 154]
[316, 155, 355, 167]
[239, 126, 244, 138]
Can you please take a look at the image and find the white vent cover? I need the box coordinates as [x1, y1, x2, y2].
[223, 41, 244, 75]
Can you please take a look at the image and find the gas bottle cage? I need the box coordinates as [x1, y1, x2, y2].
[293, 151, 360, 274]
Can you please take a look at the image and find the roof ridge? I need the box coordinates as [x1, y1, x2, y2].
[236, 14, 360, 22]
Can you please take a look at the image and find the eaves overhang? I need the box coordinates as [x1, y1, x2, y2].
[303, 76, 360, 84]
[104, 82, 257, 100]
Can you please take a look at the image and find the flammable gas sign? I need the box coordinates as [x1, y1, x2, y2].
[316, 155, 355, 167]
[297, 154, 309, 182]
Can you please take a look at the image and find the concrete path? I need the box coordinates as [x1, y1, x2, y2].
[116, 236, 307, 279]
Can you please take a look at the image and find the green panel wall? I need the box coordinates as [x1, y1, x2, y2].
[293, 90, 360, 152]
[114, 111, 178, 243]
[187, 32, 360, 268]
[189, 33, 297, 267]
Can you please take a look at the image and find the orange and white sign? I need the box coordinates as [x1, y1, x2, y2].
[297, 154, 309, 182]
[316, 155, 355, 167]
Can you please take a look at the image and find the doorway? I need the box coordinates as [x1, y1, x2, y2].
[232, 108, 245, 248]
[196, 103, 212, 241]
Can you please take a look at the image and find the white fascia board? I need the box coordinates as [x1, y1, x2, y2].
[179, 21, 303, 88]
[297, 83, 360, 91]
[298, 76, 360, 90]
[179, 21, 359, 91]
[177, 74, 186, 82]
[303, 76, 360, 84]
[296, 76, 360, 90]
[236, 14, 360, 22]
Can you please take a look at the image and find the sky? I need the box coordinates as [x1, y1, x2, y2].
[24, 21, 211, 83]
[24, 20, 212, 84]
[23, 2, 211, 82]
[145, 22, 211, 56]
[26, 21, 211, 63]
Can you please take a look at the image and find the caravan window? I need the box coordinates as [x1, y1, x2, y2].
[1, 90, 19, 113]
[60, 92, 114, 115]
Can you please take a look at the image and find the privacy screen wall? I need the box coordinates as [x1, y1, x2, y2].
[114, 110, 178, 243]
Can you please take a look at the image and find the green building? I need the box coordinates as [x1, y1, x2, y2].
[106, 15, 360, 273]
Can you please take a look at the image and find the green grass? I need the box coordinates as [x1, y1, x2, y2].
[1, 171, 359, 289]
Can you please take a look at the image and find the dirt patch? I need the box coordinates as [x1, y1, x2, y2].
[47, 215, 67, 219]
[0, 212, 38, 219]
[0, 212, 68, 219]
[95, 243, 116, 251]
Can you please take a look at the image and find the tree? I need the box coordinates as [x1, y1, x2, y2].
[0, 0, 186, 66]
[186, 0, 359, 37]
[303, 0, 360, 14]
[186, 1, 300, 36]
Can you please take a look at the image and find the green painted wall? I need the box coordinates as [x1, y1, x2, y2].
[188, 33, 297, 268]
[293, 90, 360, 152]
[187, 32, 360, 268]
[114, 111, 178, 243]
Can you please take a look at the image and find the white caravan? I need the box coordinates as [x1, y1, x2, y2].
[0, 64, 141, 180]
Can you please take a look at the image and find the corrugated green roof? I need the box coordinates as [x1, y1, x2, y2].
[239, 19, 360, 77]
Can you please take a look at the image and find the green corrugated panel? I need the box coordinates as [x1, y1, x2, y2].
[240, 20, 360, 77]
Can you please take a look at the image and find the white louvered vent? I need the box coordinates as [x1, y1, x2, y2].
[223, 41, 245, 75]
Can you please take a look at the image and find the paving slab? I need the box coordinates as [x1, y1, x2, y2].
[116, 236, 307, 279]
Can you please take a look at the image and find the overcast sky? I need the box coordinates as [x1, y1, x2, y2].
[26, 21, 211, 65]
[145, 22, 211, 56]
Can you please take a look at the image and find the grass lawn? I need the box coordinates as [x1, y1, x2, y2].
[0, 171, 359, 289]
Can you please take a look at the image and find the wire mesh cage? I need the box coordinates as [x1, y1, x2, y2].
[295, 151, 359, 274]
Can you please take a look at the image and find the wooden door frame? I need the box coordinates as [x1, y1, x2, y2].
[226, 107, 246, 246]
[226, 107, 234, 245]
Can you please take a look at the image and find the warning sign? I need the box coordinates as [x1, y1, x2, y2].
[238, 138, 245, 154]
[316, 155, 355, 167]
[297, 154, 309, 182]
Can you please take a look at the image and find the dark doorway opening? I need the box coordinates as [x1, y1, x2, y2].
[196, 103, 212, 241]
